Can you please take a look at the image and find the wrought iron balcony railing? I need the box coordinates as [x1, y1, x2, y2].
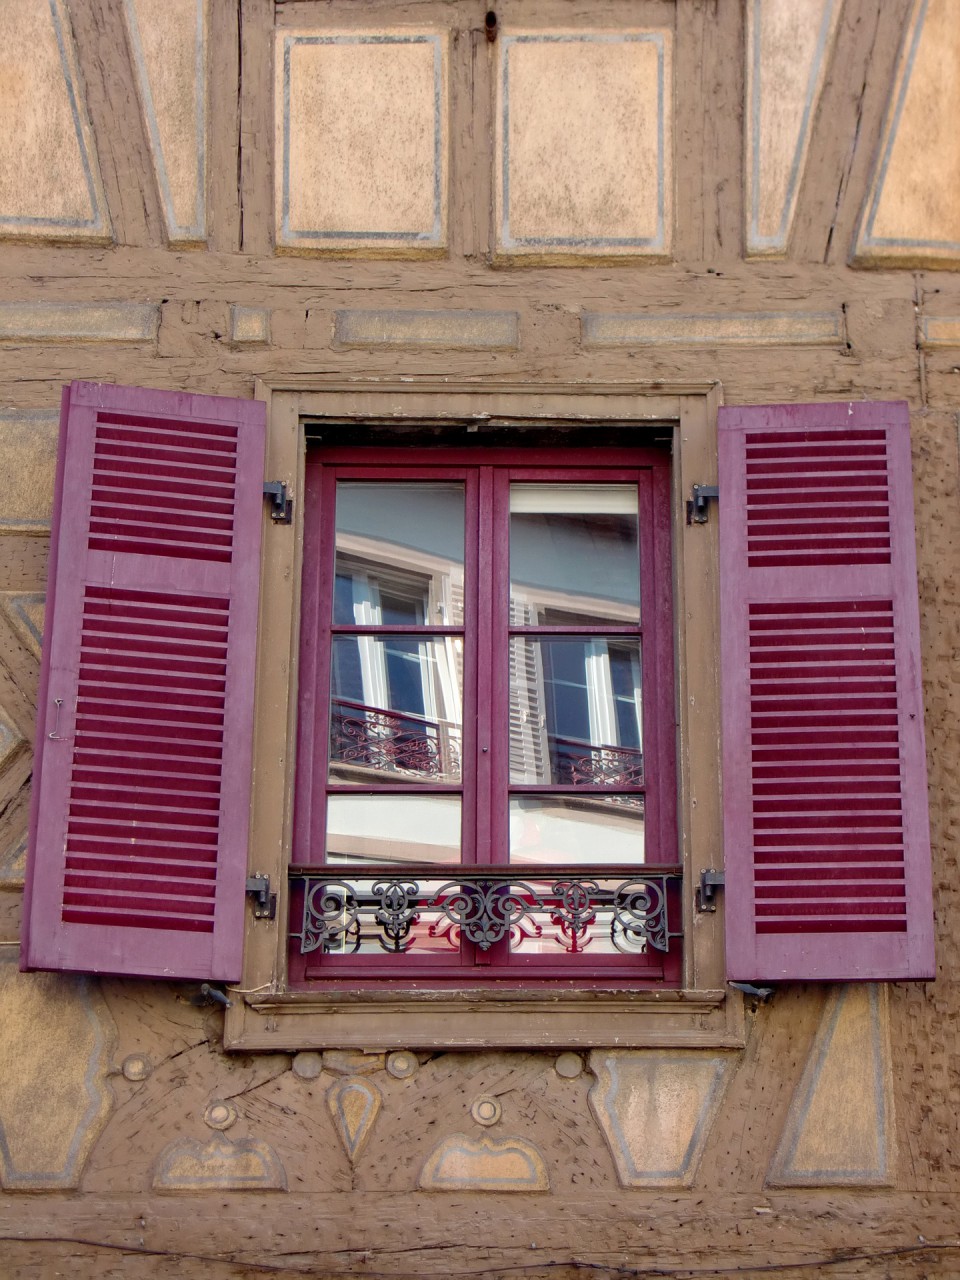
[289, 865, 682, 959]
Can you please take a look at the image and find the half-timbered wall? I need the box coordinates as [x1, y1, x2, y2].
[0, 1, 957, 1276]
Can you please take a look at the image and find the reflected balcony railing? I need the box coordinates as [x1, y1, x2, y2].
[550, 735, 644, 787]
[330, 698, 461, 779]
[289, 865, 682, 958]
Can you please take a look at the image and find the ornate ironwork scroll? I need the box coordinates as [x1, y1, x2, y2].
[291, 868, 682, 958]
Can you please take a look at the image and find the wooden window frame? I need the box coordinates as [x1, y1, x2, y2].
[290, 447, 680, 988]
[225, 381, 745, 1051]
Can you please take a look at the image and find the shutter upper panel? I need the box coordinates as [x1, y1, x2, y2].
[22, 382, 266, 981]
[718, 401, 935, 982]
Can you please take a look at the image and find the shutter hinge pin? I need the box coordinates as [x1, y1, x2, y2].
[246, 873, 278, 920]
[263, 481, 293, 523]
[686, 484, 719, 525]
[696, 868, 724, 912]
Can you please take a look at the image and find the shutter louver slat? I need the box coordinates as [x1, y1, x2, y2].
[719, 401, 934, 982]
[22, 381, 265, 981]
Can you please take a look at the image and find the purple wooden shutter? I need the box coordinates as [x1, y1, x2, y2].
[718, 401, 934, 982]
[21, 381, 265, 981]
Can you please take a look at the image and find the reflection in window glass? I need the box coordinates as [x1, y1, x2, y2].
[509, 484, 640, 625]
[334, 483, 465, 626]
[326, 794, 461, 864]
[509, 796, 645, 865]
[506, 878, 655, 956]
[329, 636, 463, 784]
[509, 638, 642, 786]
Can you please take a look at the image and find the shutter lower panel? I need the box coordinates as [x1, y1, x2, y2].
[22, 382, 265, 981]
[719, 402, 935, 982]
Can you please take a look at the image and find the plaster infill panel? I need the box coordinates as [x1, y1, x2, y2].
[589, 1050, 731, 1187]
[496, 31, 672, 259]
[0, 0, 111, 242]
[745, 0, 841, 256]
[276, 31, 448, 254]
[768, 984, 894, 1186]
[856, 0, 960, 266]
[123, 0, 207, 244]
[0, 411, 59, 531]
[0, 960, 115, 1189]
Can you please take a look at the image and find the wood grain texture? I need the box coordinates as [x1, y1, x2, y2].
[791, 0, 914, 264]
[207, 1, 241, 254]
[64, 0, 162, 248]
[238, 0, 274, 255]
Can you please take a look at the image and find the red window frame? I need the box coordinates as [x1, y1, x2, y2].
[290, 444, 680, 987]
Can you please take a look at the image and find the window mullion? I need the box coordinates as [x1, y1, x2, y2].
[472, 465, 502, 865]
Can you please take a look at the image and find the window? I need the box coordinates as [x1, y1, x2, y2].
[22, 382, 933, 1050]
[289, 445, 680, 987]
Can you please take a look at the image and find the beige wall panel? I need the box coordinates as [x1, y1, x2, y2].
[745, 0, 841, 256]
[920, 316, 960, 347]
[335, 307, 519, 349]
[152, 1134, 287, 1192]
[0, 411, 59, 531]
[123, 0, 207, 245]
[496, 30, 672, 260]
[0, 0, 110, 243]
[0, 958, 115, 1189]
[419, 1134, 549, 1191]
[0, 302, 158, 343]
[767, 985, 894, 1186]
[856, 0, 960, 267]
[588, 1050, 732, 1187]
[582, 310, 842, 347]
[231, 304, 271, 344]
[328, 1076, 381, 1162]
[276, 31, 448, 255]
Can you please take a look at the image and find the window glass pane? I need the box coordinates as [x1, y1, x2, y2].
[509, 484, 639, 625]
[509, 638, 643, 785]
[329, 636, 462, 784]
[510, 796, 645, 865]
[334, 483, 465, 625]
[326, 795, 461, 864]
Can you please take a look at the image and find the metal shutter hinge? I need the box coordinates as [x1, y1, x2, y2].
[696, 869, 724, 912]
[263, 481, 292, 523]
[246, 874, 277, 920]
[686, 484, 719, 524]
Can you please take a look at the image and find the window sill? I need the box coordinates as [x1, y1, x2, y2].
[224, 986, 744, 1051]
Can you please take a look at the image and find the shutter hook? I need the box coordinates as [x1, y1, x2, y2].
[48, 698, 67, 741]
